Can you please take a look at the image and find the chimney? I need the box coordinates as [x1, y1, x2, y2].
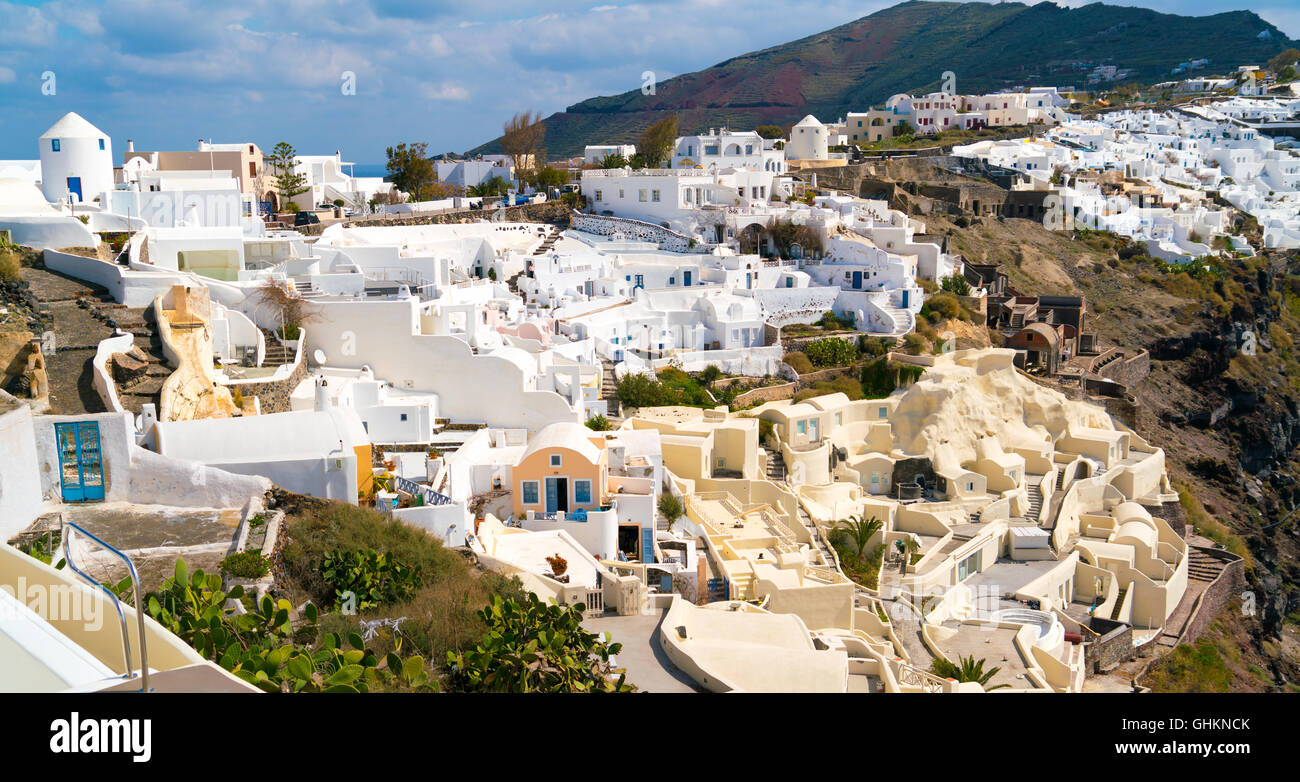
[314, 376, 330, 412]
[127, 139, 134, 152]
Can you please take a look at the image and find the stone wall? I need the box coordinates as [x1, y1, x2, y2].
[244, 356, 308, 415]
[1177, 548, 1247, 646]
[731, 382, 796, 407]
[297, 201, 573, 235]
[570, 213, 697, 252]
[1084, 619, 1135, 673]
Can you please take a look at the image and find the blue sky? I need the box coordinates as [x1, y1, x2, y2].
[0, 0, 1296, 164]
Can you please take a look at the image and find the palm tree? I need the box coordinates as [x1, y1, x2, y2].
[929, 655, 1011, 691]
[836, 515, 883, 561]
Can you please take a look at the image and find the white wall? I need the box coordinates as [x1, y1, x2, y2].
[303, 297, 578, 431]
[0, 401, 45, 540]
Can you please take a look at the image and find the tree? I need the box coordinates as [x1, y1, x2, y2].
[940, 273, 970, 296]
[755, 124, 784, 140]
[532, 165, 568, 191]
[385, 142, 436, 202]
[699, 364, 721, 387]
[502, 111, 546, 182]
[835, 515, 883, 561]
[627, 152, 647, 170]
[445, 593, 633, 692]
[658, 493, 684, 526]
[1267, 48, 1300, 74]
[266, 142, 308, 206]
[596, 152, 628, 169]
[255, 278, 320, 338]
[615, 372, 675, 408]
[929, 654, 1010, 691]
[893, 121, 914, 140]
[636, 115, 678, 168]
[468, 175, 512, 198]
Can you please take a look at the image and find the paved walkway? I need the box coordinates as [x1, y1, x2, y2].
[583, 608, 705, 693]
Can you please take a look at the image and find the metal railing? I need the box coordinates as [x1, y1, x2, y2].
[62, 522, 149, 692]
[896, 662, 947, 692]
[394, 475, 453, 506]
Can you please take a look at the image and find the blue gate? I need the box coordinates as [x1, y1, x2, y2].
[55, 422, 104, 502]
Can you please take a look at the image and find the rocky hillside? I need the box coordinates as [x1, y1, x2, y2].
[928, 210, 1300, 689]
[468, 1, 1294, 157]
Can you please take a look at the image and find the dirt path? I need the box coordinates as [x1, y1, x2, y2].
[21, 265, 115, 415]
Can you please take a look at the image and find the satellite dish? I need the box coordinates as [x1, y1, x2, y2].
[313, 349, 327, 365]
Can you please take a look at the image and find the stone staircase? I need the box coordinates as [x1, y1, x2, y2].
[1026, 479, 1044, 523]
[259, 328, 295, 366]
[86, 294, 170, 414]
[763, 444, 786, 482]
[878, 304, 913, 337]
[599, 358, 622, 424]
[532, 226, 561, 255]
[1187, 548, 1227, 584]
[1110, 586, 1128, 621]
[289, 275, 314, 296]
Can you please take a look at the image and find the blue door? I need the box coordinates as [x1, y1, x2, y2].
[852, 271, 862, 289]
[634, 274, 644, 290]
[66, 177, 83, 202]
[683, 270, 692, 286]
[544, 478, 559, 514]
[902, 290, 909, 308]
[55, 422, 104, 502]
[641, 526, 655, 564]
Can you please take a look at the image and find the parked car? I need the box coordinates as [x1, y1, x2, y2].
[294, 211, 320, 227]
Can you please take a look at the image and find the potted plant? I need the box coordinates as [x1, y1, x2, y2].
[546, 550, 572, 574]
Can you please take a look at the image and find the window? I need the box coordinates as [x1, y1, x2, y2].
[957, 551, 982, 581]
[835, 413, 842, 427]
[51, 139, 60, 152]
[574, 479, 592, 504]
[400, 413, 408, 421]
[98, 139, 105, 150]
[550, 454, 562, 467]
[652, 189, 660, 202]
[966, 481, 975, 492]
[595, 190, 603, 201]
[745, 145, 753, 155]
[521, 481, 540, 504]
[796, 421, 806, 435]
[878, 406, 888, 418]
[638, 190, 647, 202]
[668, 276, 675, 285]
[618, 189, 624, 199]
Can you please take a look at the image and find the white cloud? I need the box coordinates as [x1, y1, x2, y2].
[420, 81, 469, 100]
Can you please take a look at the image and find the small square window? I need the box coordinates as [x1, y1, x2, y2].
[400, 413, 408, 421]
[550, 454, 562, 467]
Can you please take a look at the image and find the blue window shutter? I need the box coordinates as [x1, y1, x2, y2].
[641, 527, 655, 563]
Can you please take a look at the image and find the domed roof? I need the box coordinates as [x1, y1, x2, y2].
[40, 112, 106, 139]
[794, 114, 824, 128]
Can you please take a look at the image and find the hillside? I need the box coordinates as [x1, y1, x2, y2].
[468, 0, 1295, 158]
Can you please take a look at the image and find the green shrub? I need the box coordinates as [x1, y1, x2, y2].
[124, 559, 435, 693]
[902, 333, 927, 355]
[657, 493, 684, 524]
[585, 414, 613, 431]
[920, 292, 964, 321]
[940, 274, 970, 296]
[783, 351, 813, 374]
[221, 551, 270, 579]
[446, 594, 633, 692]
[321, 549, 422, 611]
[284, 202, 300, 213]
[805, 338, 858, 367]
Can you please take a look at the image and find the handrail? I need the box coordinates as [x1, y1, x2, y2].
[62, 522, 150, 692]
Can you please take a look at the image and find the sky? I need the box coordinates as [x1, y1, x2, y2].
[0, 0, 1297, 164]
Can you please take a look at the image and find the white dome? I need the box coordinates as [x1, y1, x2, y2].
[40, 112, 106, 139]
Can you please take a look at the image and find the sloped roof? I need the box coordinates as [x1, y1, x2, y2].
[39, 112, 106, 139]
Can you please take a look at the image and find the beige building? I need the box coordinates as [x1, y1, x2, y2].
[124, 142, 265, 196]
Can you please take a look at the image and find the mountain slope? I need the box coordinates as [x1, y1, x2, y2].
[468, 0, 1295, 157]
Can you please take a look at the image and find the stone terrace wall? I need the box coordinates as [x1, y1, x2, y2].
[241, 357, 308, 415]
[570, 213, 696, 252]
